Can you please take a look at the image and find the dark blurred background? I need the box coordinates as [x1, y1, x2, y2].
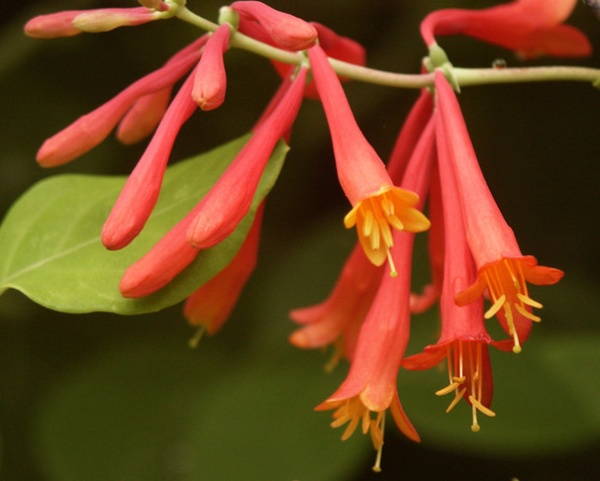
[0, 1, 599, 480]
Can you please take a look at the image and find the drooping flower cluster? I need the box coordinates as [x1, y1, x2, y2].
[292, 0, 581, 469]
[24, 0, 588, 472]
[25, 0, 366, 332]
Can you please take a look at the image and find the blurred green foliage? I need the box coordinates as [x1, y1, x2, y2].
[0, 1, 599, 480]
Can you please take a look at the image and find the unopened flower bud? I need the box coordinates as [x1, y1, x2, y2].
[24, 11, 83, 38]
[230, 1, 317, 50]
[116, 87, 172, 144]
[184, 203, 264, 335]
[72, 7, 159, 33]
[192, 24, 231, 110]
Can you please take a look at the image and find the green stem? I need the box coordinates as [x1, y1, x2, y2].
[175, 6, 600, 90]
[453, 66, 600, 87]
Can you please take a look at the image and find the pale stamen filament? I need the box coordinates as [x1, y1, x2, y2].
[188, 325, 206, 348]
[446, 387, 467, 413]
[329, 397, 386, 461]
[371, 413, 385, 473]
[386, 249, 398, 278]
[438, 343, 495, 430]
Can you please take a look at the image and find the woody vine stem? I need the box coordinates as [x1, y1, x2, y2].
[174, 3, 600, 88]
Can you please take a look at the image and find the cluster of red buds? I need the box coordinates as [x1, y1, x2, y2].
[25, 0, 591, 471]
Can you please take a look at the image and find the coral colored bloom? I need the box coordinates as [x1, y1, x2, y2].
[404, 125, 508, 431]
[231, 1, 317, 50]
[434, 71, 564, 352]
[119, 212, 201, 299]
[316, 246, 420, 472]
[36, 37, 204, 167]
[308, 45, 430, 274]
[290, 92, 435, 364]
[317, 118, 435, 471]
[184, 203, 264, 336]
[24, 7, 162, 38]
[421, 0, 591, 58]
[185, 68, 307, 249]
[192, 24, 231, 111]
[102, 70, 198, 250]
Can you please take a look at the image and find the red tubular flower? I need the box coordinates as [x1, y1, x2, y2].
[434, 71, 564, 353]
[24, 7, 163, 38]
[185, 67, 307, 250]
[403, 116, 511, 431]
[421, 0, 591, 59]
[101, 70, 198, 250]
[230, 1, 318, 50]
[192, 24, 231, 111]
[307, 44, 430, 275]
[121, 68, 307, 298]
[119, 206, 202, 299]
[290, 90, 434, 365]
[35, 37, 205, 167]
[316, 264, 420, 473]
[184, 203, 264, 337]
[316, 116, 436, 472]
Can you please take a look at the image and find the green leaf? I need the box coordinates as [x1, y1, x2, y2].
[0, 135, 288, 314]
[33, 340, 368, 481]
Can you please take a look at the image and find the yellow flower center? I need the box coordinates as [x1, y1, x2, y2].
[435, 341, 495, 432]
[481, 259, 543, 354]
[328, 396, 386, 472]
[344, 186, 430, 276]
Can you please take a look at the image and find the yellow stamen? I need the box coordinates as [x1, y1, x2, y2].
[188, 326, 206, 348]
[517, 292, 543, 309]
[324, 344, 343, 373]
[436, 341, 495, 430]
[344, 186, 430, 276]
[371, 413, 385, 473]
[445, 387, 467, 413]
[324, 396, 386, 470]
[481, 258, 548, 352]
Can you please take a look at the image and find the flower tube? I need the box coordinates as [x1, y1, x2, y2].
[434, 71, 564, 352]
[308, 44, 430, 275]
[421, 0, 591, 59]
[316, 118, 435, 471]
